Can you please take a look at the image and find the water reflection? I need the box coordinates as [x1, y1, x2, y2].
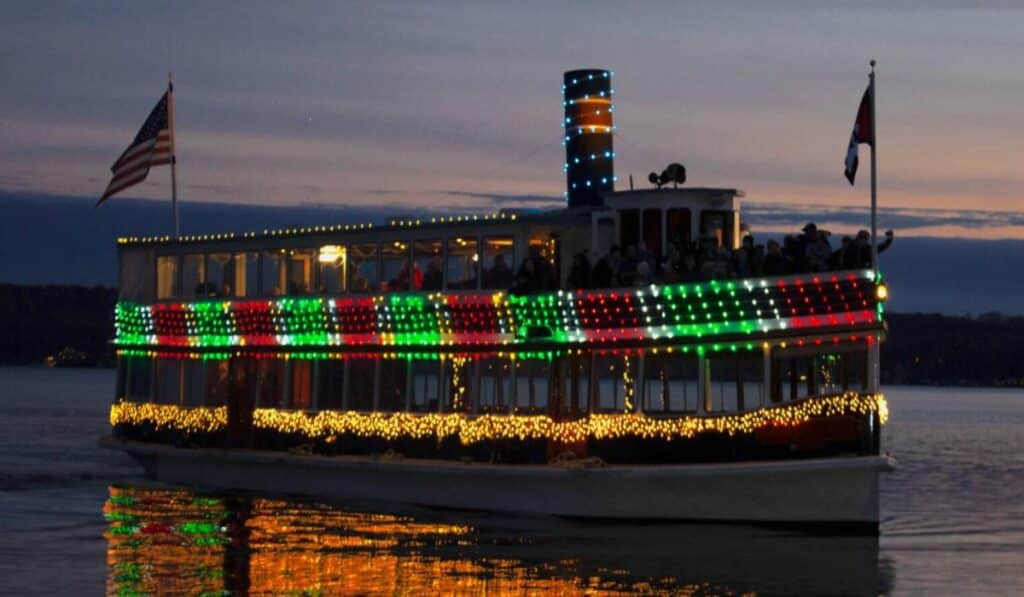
[105, 485, 891, 595]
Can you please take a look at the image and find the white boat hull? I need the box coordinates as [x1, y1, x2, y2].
[102, 438, 894, 532]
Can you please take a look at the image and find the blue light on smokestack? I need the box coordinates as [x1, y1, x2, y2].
[563, 69, 614, 208]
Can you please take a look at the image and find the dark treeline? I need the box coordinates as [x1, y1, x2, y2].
[0, 284, 118, 366]
[0, 284, 1022, 387]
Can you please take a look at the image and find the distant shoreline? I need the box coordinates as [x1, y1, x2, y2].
[1, 283, 1022, 388]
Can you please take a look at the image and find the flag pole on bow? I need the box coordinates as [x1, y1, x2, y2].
[868, 60, 878, 279]
[168, 71, 180, 240]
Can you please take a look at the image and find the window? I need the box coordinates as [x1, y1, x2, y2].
[318, 245, 346, 294]
[481, 236, 515, 289]
[234, 252, 260, 297]
[126, 357, 152, 402]
[290, 360, 313, 410]
[707, 354, 763, 412]
[667, 208, 692, 246]
[479, 356, 512, 413]
[155, 359, 180, 405]
[619, 209, 640, 249]
[257, 359, 285, 408]
[205, 360, 231, 407]
[410, 359, 441, 413]
[381, 241, 412, 292]
[512, 358, 550, 414]
[593, 354, 636, 413]
[182, 254, 206, 298]
[413, 240, 443, 291]
[560, 354, 590, 416]
[348, 244, 378, 293]
[157, 256, 179, 299]
[445, 356, 475, 413]
[316, 359, 345, 410]
[700, 210, 735, 249]
[182, 360, 205, 406]
[206, 253, 233, 297]
[642, 209, 663, 256]
[446, 237, 478, 290]
[348, 358, 376, 410]
[287, 249, 315, 295]
[594, 216, 616, 259]
[261, 250, 286, 296]
[378, 357, 408, 412]
[642, 353, 699, 414]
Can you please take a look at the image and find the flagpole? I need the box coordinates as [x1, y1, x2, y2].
[169, 71, 180, 240]
[869, 60, 878, 278]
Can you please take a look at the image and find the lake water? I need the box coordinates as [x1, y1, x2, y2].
[0, 366, 1021, 595]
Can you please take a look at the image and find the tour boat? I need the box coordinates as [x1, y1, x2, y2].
[103, 69, 894, 533]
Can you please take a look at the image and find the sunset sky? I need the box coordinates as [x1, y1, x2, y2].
[2, 2, 1022, 238]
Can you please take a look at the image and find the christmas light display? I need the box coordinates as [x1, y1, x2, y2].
[115, 271, 884, 350]
[111, 392, 887, 446]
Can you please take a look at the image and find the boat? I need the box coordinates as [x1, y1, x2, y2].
[102, 68, 894, 533]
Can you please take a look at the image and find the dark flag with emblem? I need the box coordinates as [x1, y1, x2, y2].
[843, 85, 873, 185]
[97, 88, 174, 205]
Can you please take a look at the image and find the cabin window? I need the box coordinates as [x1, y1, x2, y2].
[594, 216, 616, 259]
[348, 358, 376, 411]
[445, 356, 475, 413]
[481, 236, 515, 289]
[641, 352, 699, 414]
[619, 209, 640, 249]
[155, 359, 180, 405]
[206, 253, 233, 297]
[257, 359, 285, 408]
[560, 353, 591, 416]
[512, 358, 550, 414]
[414, 239, 443, 291]
[381, 241, 412, 292]
[317, 245, 346, 294]
[446, 236, 479, 290]
[771, 351, 866, 402]
[378, 357, 409, 412]
[286, 249, 315, 295]
[205, 360, 231, 407]
[316, 359, 345, 410]
[706, 354, 763, 412]
[348, 244, 378, 293]
[126, 357, 152, 402]
[479, 356, 512, 413]
[642, 209, 663, 256]
[700, 210, 735, 249]
[182, 360, 205, 407]
[593, 354, 636, 413]
[261, 250, 286, 296]
[182, 253, 206, 298]
[290, 360, 313, 410]
[411, 358, 442, 413]
[233, 252, 260, 297]
[667, 208, 692, 247]
[157, 256, 179, 299]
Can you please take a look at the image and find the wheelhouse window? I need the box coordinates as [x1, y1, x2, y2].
[381, 241, 412, 292]
[348, 243, 378, 293]
[414, 239, 443, 291]
[287, 249, 315, 295]
[481, 236, 515, 289]
[261, 249, 286, 296]
[206, 252, 233, 297]
[317, 245, 346, 294]
[233, 252, 260, 298]
[157, 256, 179, 299]
[446, 236, 478, 290]
[182, 253, 206, 298]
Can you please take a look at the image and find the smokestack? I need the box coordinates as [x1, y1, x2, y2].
[563, 69, 615, 208]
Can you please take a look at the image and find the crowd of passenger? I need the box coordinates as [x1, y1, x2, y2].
[512, 222, 893, 293]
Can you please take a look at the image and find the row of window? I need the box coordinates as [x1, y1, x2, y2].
[120, 350, 868, 416]
[156, 235, 517, 300]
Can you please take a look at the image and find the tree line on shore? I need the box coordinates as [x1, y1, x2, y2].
[1, 284, 1021, 387]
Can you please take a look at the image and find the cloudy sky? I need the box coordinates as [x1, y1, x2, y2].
[2, 2, 1022, 238]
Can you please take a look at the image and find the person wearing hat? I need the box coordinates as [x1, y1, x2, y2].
[854, 229, 894, 268]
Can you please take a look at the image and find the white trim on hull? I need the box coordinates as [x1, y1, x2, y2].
[102, 438, 894, 530]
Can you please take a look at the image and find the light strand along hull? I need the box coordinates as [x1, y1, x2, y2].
[104, 438, 894, 533]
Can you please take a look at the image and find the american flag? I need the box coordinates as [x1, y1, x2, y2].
[98, 89, 173, 205]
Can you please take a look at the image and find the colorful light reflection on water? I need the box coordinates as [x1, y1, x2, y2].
[103, 485, 889, 596]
